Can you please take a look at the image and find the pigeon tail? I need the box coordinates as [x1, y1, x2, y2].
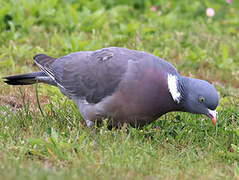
[3, 71, 57, 86]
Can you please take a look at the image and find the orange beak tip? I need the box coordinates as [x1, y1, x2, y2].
[211, 118, 216, 126]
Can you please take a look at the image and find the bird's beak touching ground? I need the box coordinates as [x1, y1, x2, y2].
[207, 109, 217, 125]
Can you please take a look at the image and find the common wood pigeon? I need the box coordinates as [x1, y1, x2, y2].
[4, 47, 219, 127]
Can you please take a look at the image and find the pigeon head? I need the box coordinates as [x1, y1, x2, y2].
[167, 74, 219, 125]
[181, 77, 219, 125]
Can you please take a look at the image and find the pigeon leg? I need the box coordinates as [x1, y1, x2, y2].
[73, 99, 97, 128]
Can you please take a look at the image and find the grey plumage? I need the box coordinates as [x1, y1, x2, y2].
[3, 47, 219, 127]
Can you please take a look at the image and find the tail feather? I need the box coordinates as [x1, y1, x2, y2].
[3, 72, 46, 85]
[4, 54, 57, 86]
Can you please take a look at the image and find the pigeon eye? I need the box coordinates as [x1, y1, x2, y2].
[199, 96, 205, 103]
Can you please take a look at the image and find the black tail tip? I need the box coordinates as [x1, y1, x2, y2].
[2, 74, 37, 85]
[3, 79, 35, 85]
[4, 79, 20, 85]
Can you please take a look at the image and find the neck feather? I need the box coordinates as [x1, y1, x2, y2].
[167, 74, 185, 104]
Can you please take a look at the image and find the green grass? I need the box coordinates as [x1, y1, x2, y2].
[0, 0, 239, 179]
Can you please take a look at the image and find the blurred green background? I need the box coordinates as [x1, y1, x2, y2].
[1, 0, 239, 86]
[0, 0, 239, 179]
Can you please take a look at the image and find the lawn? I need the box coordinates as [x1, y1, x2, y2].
[0, 0, 239, 179]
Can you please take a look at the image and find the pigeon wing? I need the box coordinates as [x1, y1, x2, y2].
[35, 48, 130, 103]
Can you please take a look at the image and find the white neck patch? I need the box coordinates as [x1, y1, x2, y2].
[167, 74, 181, 103]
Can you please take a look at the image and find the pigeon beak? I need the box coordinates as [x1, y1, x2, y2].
[207, 109, 217, 125]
